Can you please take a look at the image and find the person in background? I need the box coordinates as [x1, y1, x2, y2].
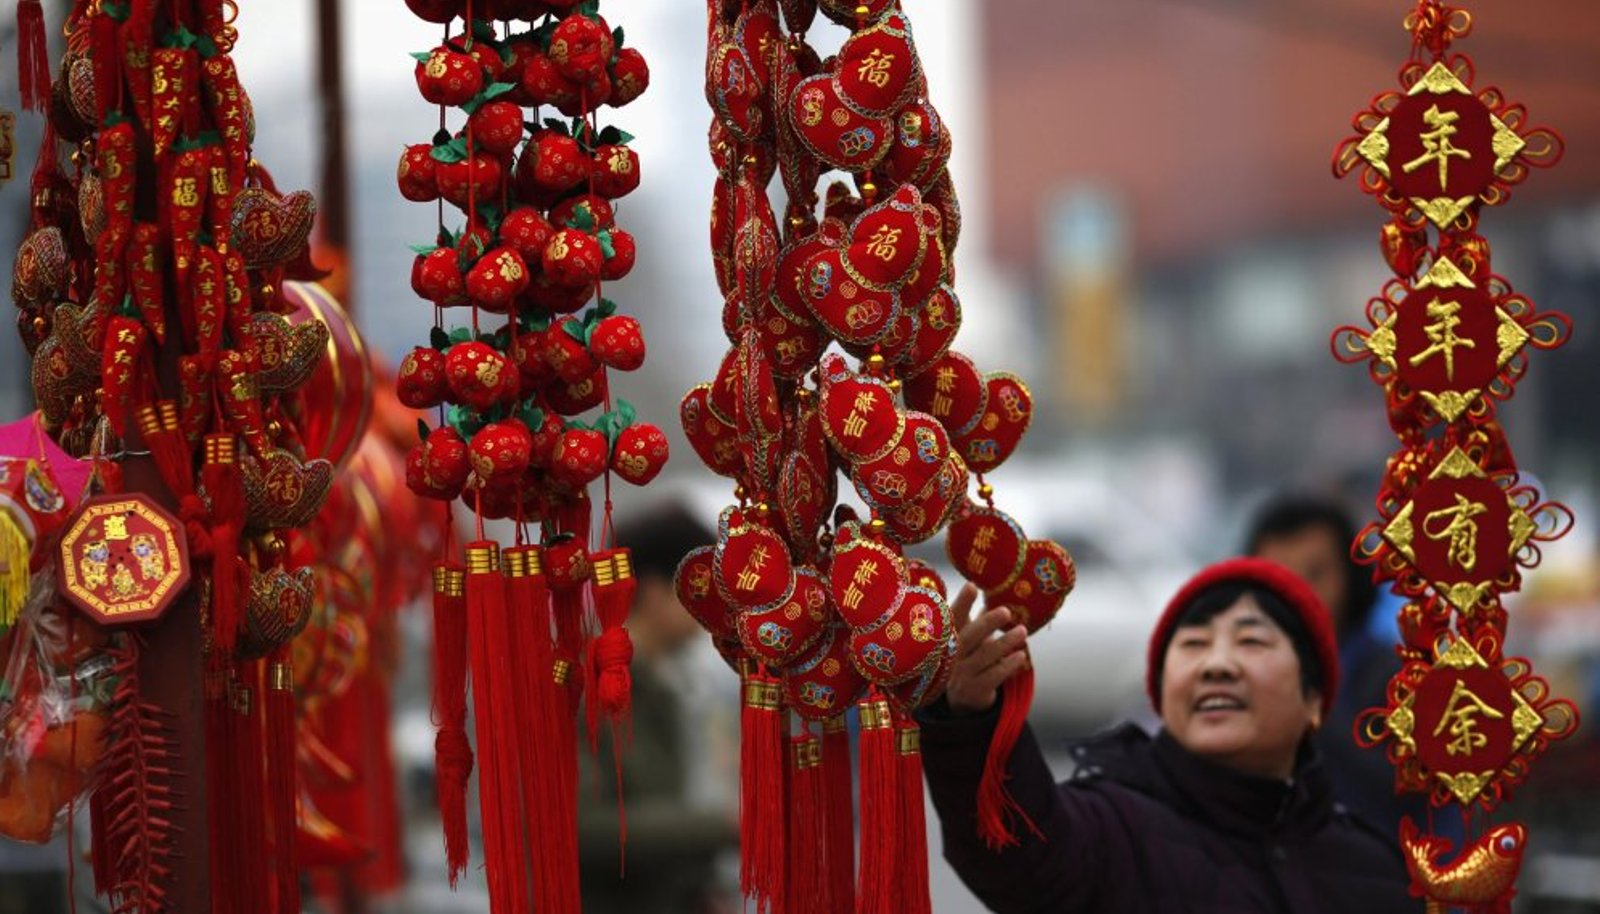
[921, 558, 1417, 913]
[1245, 493, 1423, 837]
[578, 502, 739, 914]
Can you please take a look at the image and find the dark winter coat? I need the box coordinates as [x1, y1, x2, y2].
[921, 708, 1421, 913]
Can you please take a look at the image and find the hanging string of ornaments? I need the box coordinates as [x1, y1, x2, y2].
[0, 0, 401, 911]
[1331, 2, 1580, 911]
[688, 1, 1076, 911]
[396, 0, 659, 911]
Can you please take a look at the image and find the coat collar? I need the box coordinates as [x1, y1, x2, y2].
[1073, 723, 1334, 840]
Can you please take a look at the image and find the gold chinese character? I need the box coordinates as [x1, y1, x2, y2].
[1432, 679, 1504, 757]
[173, 176, 199, 208]
[736, 545, 769, 592]
[102, 514, 130, 541]
[932, 393, 953, 417]
[852, 559, 879, 588]
[973, 527, 997, 552]
[864, 226, 901, 263]
[1423, 493, 1488, 572]
[935, 366, 957, 394]
[1401, 104, 1471, 190]
[1408, 298, 1476, 381]
[967, 552, 988, 575]
[842, 584, 865, 612]
[856, 49, 895, 89]
[842, 411, 868, 439]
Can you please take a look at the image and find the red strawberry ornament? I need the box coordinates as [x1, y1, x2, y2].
[542, 317, 597, 383]
[467, 100, 524, 156]
[609, 48, 649, 107]
[397, 144, 439, 202]
[543, 228, 603, 287]
[518, 52, 581, 110]
[516, 131, 587, 195]
[589, 314, 644, 371]
[499, 207, 555, 262]
[612, 422, 669, 485]
[445, 340, 518, 409]
[397, 346, 451, 408]
[414, 47, 483, 106]
[592, 144, 640, 198]
[415, 247, 467, 307]
[436, 151, 503, 209]
[550, 13, 613, 83]
[470, 420, 535, 486]
[551, 427, 609, 487]
[465, 247, 530, 312]
[421, 426, 473, 493]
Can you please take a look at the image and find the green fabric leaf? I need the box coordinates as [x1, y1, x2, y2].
[417, 419, 432, 442]
[409, 51, 434, 63]
[448, 327, 475, 345]
[409, 243, 438, 255]
[429, 143, 466, 164]
[100, 1, 131, 21]
[597, 229, 615, 260]
[562, 320, 588, 344]
[517, 405, 546, 429]
[597, 125, 635, 147]
[612, 27, 625, 49]
[542, 118, 570, 135]
[431, 326, 452, 351]
[615, 399, 637, 427]
[598, 298, 618, 318]
[566, 206, 596, 233]
[483, 82, 516, 101]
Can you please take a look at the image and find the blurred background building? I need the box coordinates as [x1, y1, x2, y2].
[3, 0, 1599, 911]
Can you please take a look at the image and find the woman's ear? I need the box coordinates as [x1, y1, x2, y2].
[1305, 690, 1324, 731]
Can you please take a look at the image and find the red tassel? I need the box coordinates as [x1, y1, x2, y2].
[585, 548, 637, 857]
[896, 715, 932, 914]
[430, 562, 473, 886]
[786, 732, 822, 914]
[202, 435, 244, 654]
[740, 664, 786, 913]
[856, 695, 898, 914]
[821, 714, 855, 914]
[266, 653, 301, 914]
[976, 665, 1043, 850]
[504, 547, 552, 900]
[214, 663, 271, 914]
[543, 648, 583, 914]
[465, 541, 530, 914]
[17, 0, 50, 113]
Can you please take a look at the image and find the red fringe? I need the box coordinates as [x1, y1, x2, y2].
[856, 696, 897, 914]
[976, 666, 1043, 849]
[465, 541, 529, 914]
[265, 652, 300, 914]
[821, 715, 855, 914]
[585, 548, 636, 857]
[786, 731, 822, 914]
[17, 0, 50, 112]
[542, 646, 583, 914]
[430, 562, 473, 886]
[740, 665, 786, 913]
[201, 435, 244, 654]
[896, 715, 932, 914]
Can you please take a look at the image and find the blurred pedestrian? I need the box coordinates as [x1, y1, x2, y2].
[921, 558, 1418, 913]
[1246, 493, 1426, 837]
[578, 502, 739, 914]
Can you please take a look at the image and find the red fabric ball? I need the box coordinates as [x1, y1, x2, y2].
[436, 151, 504, 210]
[414, 248, 467, 307]
[421, 426, 473, 492]
[397, 346, 450, 409]
[591, 145, 640, 198]
[445, 341, 518, 409]
[610, 422, 668, 485]
[550, 427, 608, 487]
[397, 144, 439, 202]
[465, 247, 530, 312]
[405, 0, 462, 24]
[470, 420, 534, 486]
[589, 314, 644, 371]
[550, 13, 613, 83]
[1144, 557, 1339, 716]
[517, 52, 581, 110]
[516, 131, 587, 195]
[542, 228, 603, 287]
[468, 100, 525, 156]
[415, 47, 483, 106]
[599, 229, 636, 282]
[499, 207, 555, 264]
[608, 48, 649, 107]
[541, 317, 597, 383]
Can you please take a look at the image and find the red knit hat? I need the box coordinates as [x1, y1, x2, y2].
[1145, 557, 1340, 716]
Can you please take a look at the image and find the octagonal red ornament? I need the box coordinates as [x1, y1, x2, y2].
[57, 494, 190, 625]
